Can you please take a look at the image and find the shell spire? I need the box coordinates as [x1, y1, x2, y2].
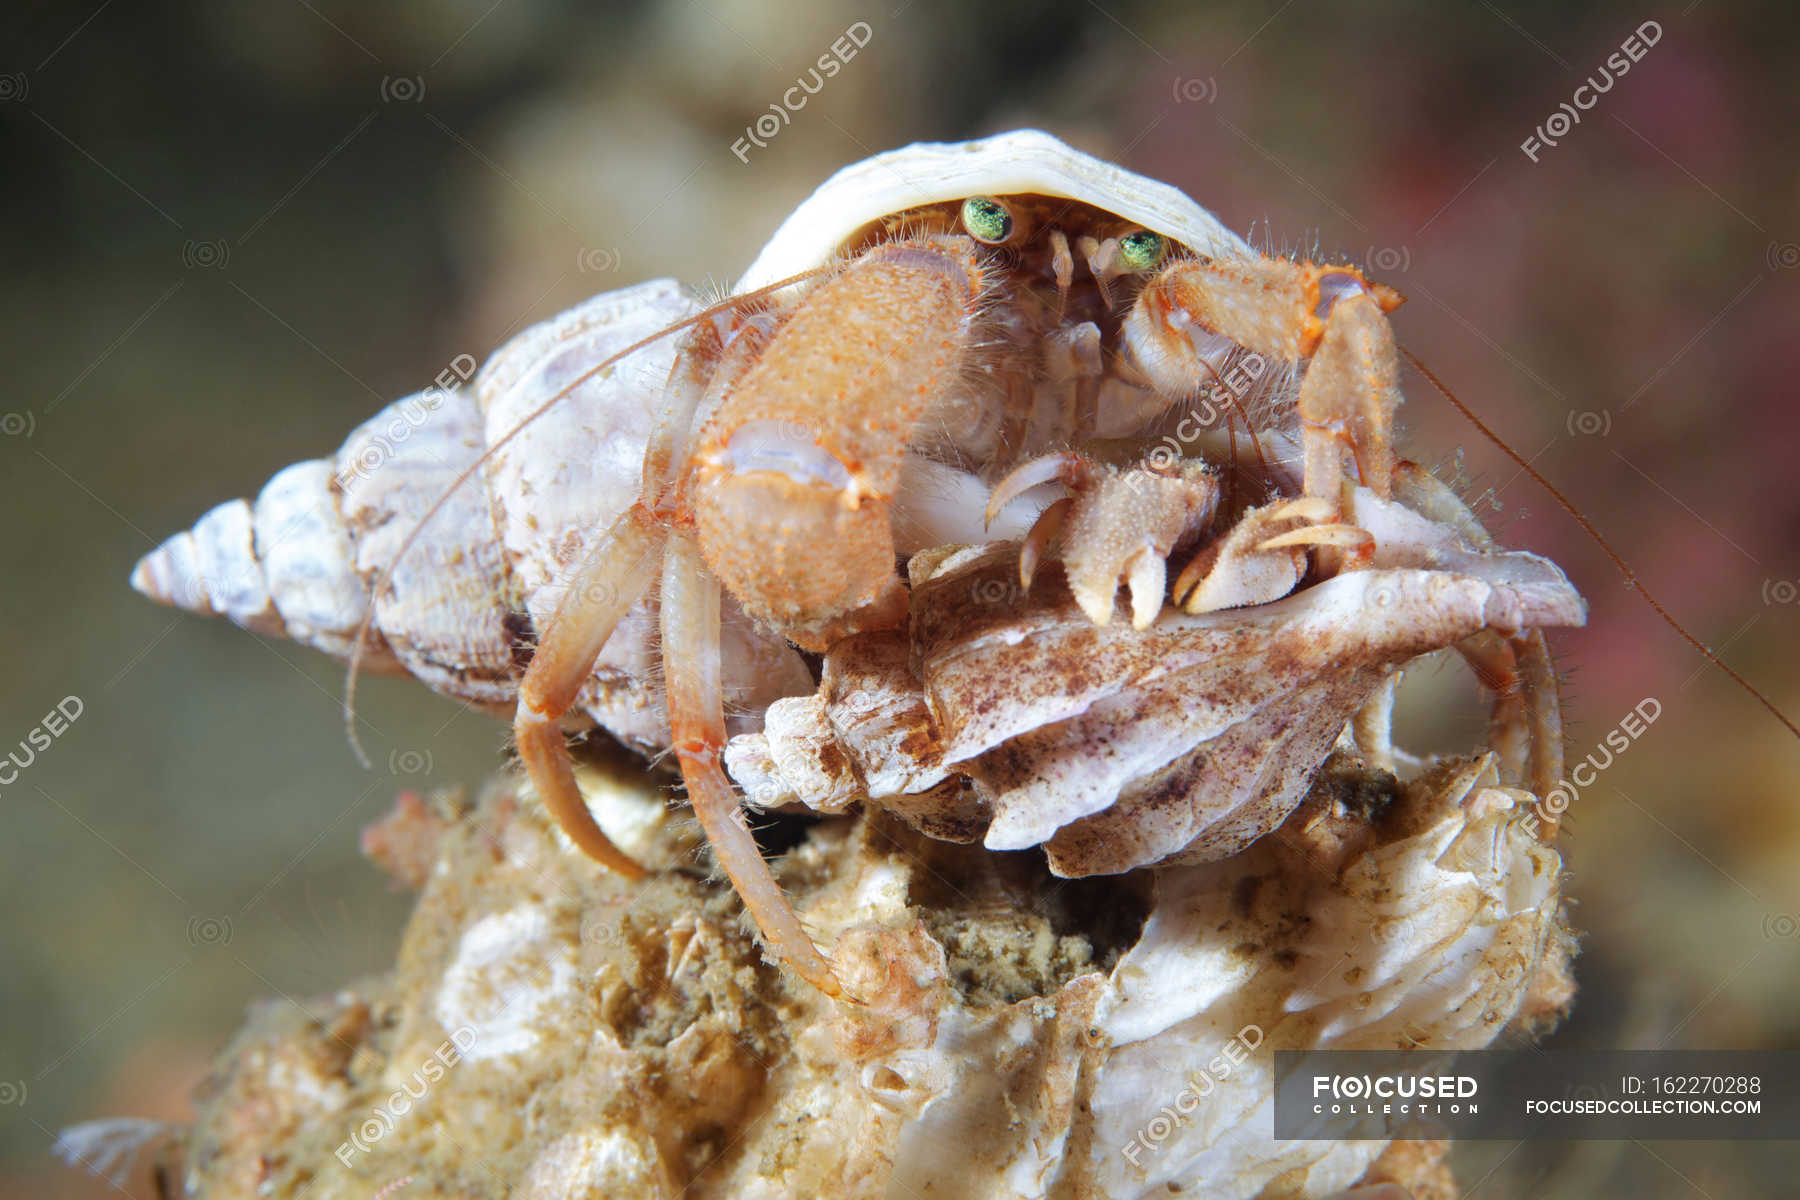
[131, 498, 281, 632]
[131, 458, 400, 668]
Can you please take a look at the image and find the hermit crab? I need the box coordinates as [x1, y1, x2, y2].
[133, 130, 1587, 997]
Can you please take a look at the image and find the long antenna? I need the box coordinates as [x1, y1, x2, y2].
[1401, 345, 1799, 741]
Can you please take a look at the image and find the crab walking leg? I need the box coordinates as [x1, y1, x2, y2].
[660, 532, 842, 996]
[1017, 497, 1072, 589]
[1464, 630, 1568, 827]
[513, 313, 770, 871]
[1457, 632, 1524, 762]
[1392, 463, 1572, 827]
[1456, 628, 1569, 830]
[1126, 258, 1405, 514]
[514, 503, 668, 877]
[1296, 285, 1403, 509]
[1516, 630, 1568, 809]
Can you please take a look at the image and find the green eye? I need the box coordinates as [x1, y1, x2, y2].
[961, 196, 1014, 244]
[1119, 230, 1166, 271]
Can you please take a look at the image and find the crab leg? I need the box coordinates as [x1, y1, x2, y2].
[986, 452, 1090, 541]
[513, 319, 741, 876]
[514, 503, 667, 876]
[1018, 497, 1072, 588]
[1393, 463, 1571, 827]
[1174, 497, 1326, 614]
[989, 452, 1218, 626]
[661, 531, 841, 995]
[1296, 281, 1403, 509]
[1257, 520, 1375, 566]
[1460, 628, 1567, 831]
[1126, 259, 1405, 516]
[1047, 228, 1075, 312]
[1515, 629, 1567, 807]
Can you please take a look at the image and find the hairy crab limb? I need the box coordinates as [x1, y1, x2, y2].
[1175, 496, 1332, 614]
[1125, 258, 1405, 521]
[987, 452, 1220, 628]
[516, 235, 986, 992]
[690, 235, 989, 650]
[660, 533, 841, 996]
[513, 504, 666, 878]
[1377, 463, 1575, 803]
[1459, 629, 1566, 805]
[510, 306, 743, 878]
[1296, 275, 1405, 507]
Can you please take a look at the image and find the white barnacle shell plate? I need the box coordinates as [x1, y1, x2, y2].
[737, 129, 1253, 291]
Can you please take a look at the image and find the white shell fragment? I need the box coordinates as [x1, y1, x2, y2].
[1080, 757, 1566, 1196]
[434, 903, 579, 1059]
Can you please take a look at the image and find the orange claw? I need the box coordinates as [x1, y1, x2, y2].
[1019, 496, 1073, 589]
[515, 715, 646, 880]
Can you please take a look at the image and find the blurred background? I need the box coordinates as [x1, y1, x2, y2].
[2, 0, 1796, 1194]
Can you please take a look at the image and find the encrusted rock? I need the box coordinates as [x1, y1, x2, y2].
[142, 744, 1568, 1198]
